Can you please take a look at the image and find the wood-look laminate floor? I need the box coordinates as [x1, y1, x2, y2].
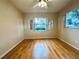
[2, 39, 79, 59]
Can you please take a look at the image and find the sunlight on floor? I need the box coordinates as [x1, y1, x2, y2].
[33, 42, 49, 59]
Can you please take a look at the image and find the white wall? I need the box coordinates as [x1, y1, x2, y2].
[0, 0, 24, 58]
[58, 0, 79, 50]
[24, 13, 58, 39]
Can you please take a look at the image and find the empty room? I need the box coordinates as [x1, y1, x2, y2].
[0, 0, 79, 59]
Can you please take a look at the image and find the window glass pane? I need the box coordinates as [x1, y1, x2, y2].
[33, 18, 47, 31]
[65, 8, 79, 28]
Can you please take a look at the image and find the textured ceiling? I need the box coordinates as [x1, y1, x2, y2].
[10, 0, 72, 13]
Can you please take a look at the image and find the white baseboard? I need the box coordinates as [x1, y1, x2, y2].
[58, 38, 79, 51]
[24, 37, 57, 39]
[0, 39, 23, 59]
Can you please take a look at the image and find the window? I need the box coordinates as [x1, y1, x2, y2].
[65, 8, 79, 28]
[30, 18, 53, 31]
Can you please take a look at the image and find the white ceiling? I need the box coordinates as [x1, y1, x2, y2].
[9, 0, 72, 13]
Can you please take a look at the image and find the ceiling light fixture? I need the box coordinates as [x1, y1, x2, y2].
[34, 0, 48, 8]
[38, 0, 47, 8]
